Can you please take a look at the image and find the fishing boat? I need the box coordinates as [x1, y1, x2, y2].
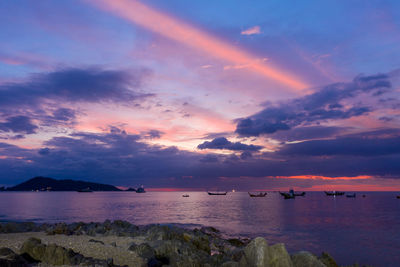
[248, 192, 267, 197]
[346, 193, 356, 198]
[279, 192, 295, 199]
[324, 191, 345, 196]
[207, 191, 227, 195]
[77, 187, 93, 192]
[279, 189, 303, 199]
[136, 186, 146, 193]
[396, 195, 400, 199]
[182, 194, 189, 197]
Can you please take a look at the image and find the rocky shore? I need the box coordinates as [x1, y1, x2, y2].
[0, 221, 368, 267]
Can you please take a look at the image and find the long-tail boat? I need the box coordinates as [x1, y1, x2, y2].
[207, 191, 227, 195]
[248, 192, 267, 197]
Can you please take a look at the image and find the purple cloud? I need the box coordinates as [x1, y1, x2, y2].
[198, 137, 262, 151]
[236, 73, 392, 137]
[0, 116, 38, 134]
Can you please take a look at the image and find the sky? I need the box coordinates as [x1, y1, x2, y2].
[0, 0, 400, 191]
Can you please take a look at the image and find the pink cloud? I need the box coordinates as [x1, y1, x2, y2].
[87, 0, 307, 91]
[241, 26, 261, 35]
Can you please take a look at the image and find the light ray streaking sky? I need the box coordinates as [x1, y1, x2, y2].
[0, 0, 400, 190]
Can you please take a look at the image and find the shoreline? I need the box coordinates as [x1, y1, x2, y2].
[0, 221, 362, 267]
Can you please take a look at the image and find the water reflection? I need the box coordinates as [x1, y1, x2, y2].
[1, 191, 399, 266]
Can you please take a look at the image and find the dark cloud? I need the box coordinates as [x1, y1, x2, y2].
[52, 108, 76, 122]
[199, 154, 219, 163]
[0, 116, 38, 134]
[0, 67, 152, 109]
[236, 73, 392, 137]
[240, 151, 253, 160]
[202, 132, 233, 140]
[38, 107, 78, 128]
[38, 147, 50, 155]
[197, 137, 262, 151]
[142, 129, 164, 139]
[1, 128, 400, 188]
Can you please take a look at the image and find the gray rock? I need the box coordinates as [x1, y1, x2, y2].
[199, 226, 221, 238]
[152, 239, 209, 267]
[319, 252, 338, 267]
[89, 239, 105, 245]
[229, 248, 244, 262]
[268, 243, 293, 267]
[0, 247, 30, 267]
[222, 261, 240, 267]
[291, 251, 326, 267]
[190, 234, 211, 254]
[227, 238, 246, 247]
[20, 237, 46, 261]
[20, 237, 120, 266]
[0, 222, 39, 233]
[128, 242, 155, 259]
[148, 257, 163, 267]
[239, 237, 270, 267]
[145, 225, 184, 241]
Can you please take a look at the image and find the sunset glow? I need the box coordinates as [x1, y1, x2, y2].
[88, 0, 308, 91]
[0, 0, 399, 191]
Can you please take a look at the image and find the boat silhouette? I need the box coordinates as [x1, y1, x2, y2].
[136, 186, 146, 193]
[207, 191, 227, 195]
[325, 191, 345, 196]
[279, 189, 304, 199]
[77, 187, 93, 193]
[248, 192, 267, 197]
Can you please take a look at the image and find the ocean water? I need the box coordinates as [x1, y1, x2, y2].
[0, 191, 399, 266]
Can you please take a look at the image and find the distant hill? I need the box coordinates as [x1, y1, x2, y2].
[125, 187, 137, 191]
[7, 176, 122, 191]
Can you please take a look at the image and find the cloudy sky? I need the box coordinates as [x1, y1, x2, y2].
[1, 0, 400, 190]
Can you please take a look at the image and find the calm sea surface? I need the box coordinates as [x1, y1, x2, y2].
[0, 191, 399, 266]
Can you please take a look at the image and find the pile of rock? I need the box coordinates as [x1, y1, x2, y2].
[0, 221, 349, 266]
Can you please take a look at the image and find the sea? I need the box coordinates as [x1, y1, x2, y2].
[0, 191, 399, 266]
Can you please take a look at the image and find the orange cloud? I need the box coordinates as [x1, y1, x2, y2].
[88, 0, 307, 91]
[241, 26, 261, 35]
[273, 175, 373, 180]
[306, 184, 400, 192]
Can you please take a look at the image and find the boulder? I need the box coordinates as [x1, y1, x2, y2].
[228, 238, 246, 247]
[20, 237, 46, 261]
[291, 251, 326, 267]
[199, 226, 221, 238]
[0, 222, 38, 233]
[191, 235, 211, 254]
[222, 261, 240, 267]
[40, 243, 81, 265]
[20, 237, 120, 266]
[319, 252, 338, 267]
[268, 243, 293, 267]
[145, 225, 185, 241]
[148, 257, 164, 267]
[128, 242, 155, 259]
[0, 247, 30, 267]
[89, 239, 105, 245]
[239, 237, 270, 267]
[152, 239, 209, 267]
[45, 223, 72, 235]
